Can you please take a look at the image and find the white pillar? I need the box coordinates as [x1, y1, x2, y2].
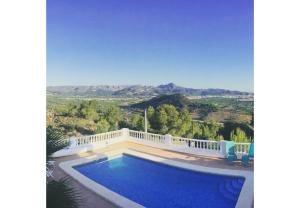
[69, 136, 77, 148]
[121, 128, 129, 141]
[165, 134, 172, 146]
[219, 140, 227, 158]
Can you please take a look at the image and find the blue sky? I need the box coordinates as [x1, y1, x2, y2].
[47, 0, 253, 92]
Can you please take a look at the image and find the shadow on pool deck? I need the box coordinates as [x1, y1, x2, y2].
[50, 141, 253, 208]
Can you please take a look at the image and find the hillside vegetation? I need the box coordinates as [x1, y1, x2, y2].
[47, 93, 253, 142]
[131, 94, 190, 109]
[130, 94, 252, 123]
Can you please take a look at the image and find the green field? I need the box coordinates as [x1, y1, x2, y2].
[190, 98, 253, 123]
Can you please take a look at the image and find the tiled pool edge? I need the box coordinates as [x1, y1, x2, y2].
[59, 149, 253, 208]
[125, 150, 254, 208]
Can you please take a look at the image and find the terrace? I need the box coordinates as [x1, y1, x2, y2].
[50, 129, 254, 208]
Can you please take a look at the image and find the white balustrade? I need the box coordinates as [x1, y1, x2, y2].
[129, 130, 165, 143]
[128, 130, 222, 157]
[234, 143, 251, 154]
[52, 128, 252, 159]
[75, 130, 123, 146]
[171, 136, 220, 152]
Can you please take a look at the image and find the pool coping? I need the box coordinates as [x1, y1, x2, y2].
[59, 149, 253, 208]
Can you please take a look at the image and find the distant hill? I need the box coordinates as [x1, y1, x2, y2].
[130, 93, 219, 119]
[131, 93, 190, 109]
[47, 83, 253, 98]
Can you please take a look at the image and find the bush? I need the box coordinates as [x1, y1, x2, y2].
[230, 127, 251, 142]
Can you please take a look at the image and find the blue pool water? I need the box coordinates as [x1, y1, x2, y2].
[74, 154, 244, 208]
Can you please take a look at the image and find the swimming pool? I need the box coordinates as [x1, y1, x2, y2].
[74, 154, 245, 208]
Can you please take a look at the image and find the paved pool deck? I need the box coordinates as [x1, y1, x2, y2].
[50, 141, 253, 208]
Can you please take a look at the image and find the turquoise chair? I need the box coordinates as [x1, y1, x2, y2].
[226, 141, 237, 162]
[242, 143, 254, 166]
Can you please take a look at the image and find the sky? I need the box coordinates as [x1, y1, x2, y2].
[47, 0, 253, 92]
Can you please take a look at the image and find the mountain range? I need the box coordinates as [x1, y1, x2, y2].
[47, 83, 253, 97]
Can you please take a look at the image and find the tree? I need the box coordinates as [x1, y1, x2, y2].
[47, 126, 83, 208]
[219, 122, 254, 140]
[95, 119, 110, 133]
[192, 123, 202, 139]
[147, 104, 194, 137]
[131, 114, 145, 131]
[197, 122, 222, 140]
[67, 103, 79, 117]
[230, 127, 251, 142]
[46, 126, 67, 160]
[147, 106, 155, 124]
[105, 106, 121, 130]
[78, 101, 100, 121]
[155, 106, 168, 133]
[250, 113, 254, 126]
[201, 124, 211, 140]
[215, 134, 224, 141]
[176, 108, 192, 137]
